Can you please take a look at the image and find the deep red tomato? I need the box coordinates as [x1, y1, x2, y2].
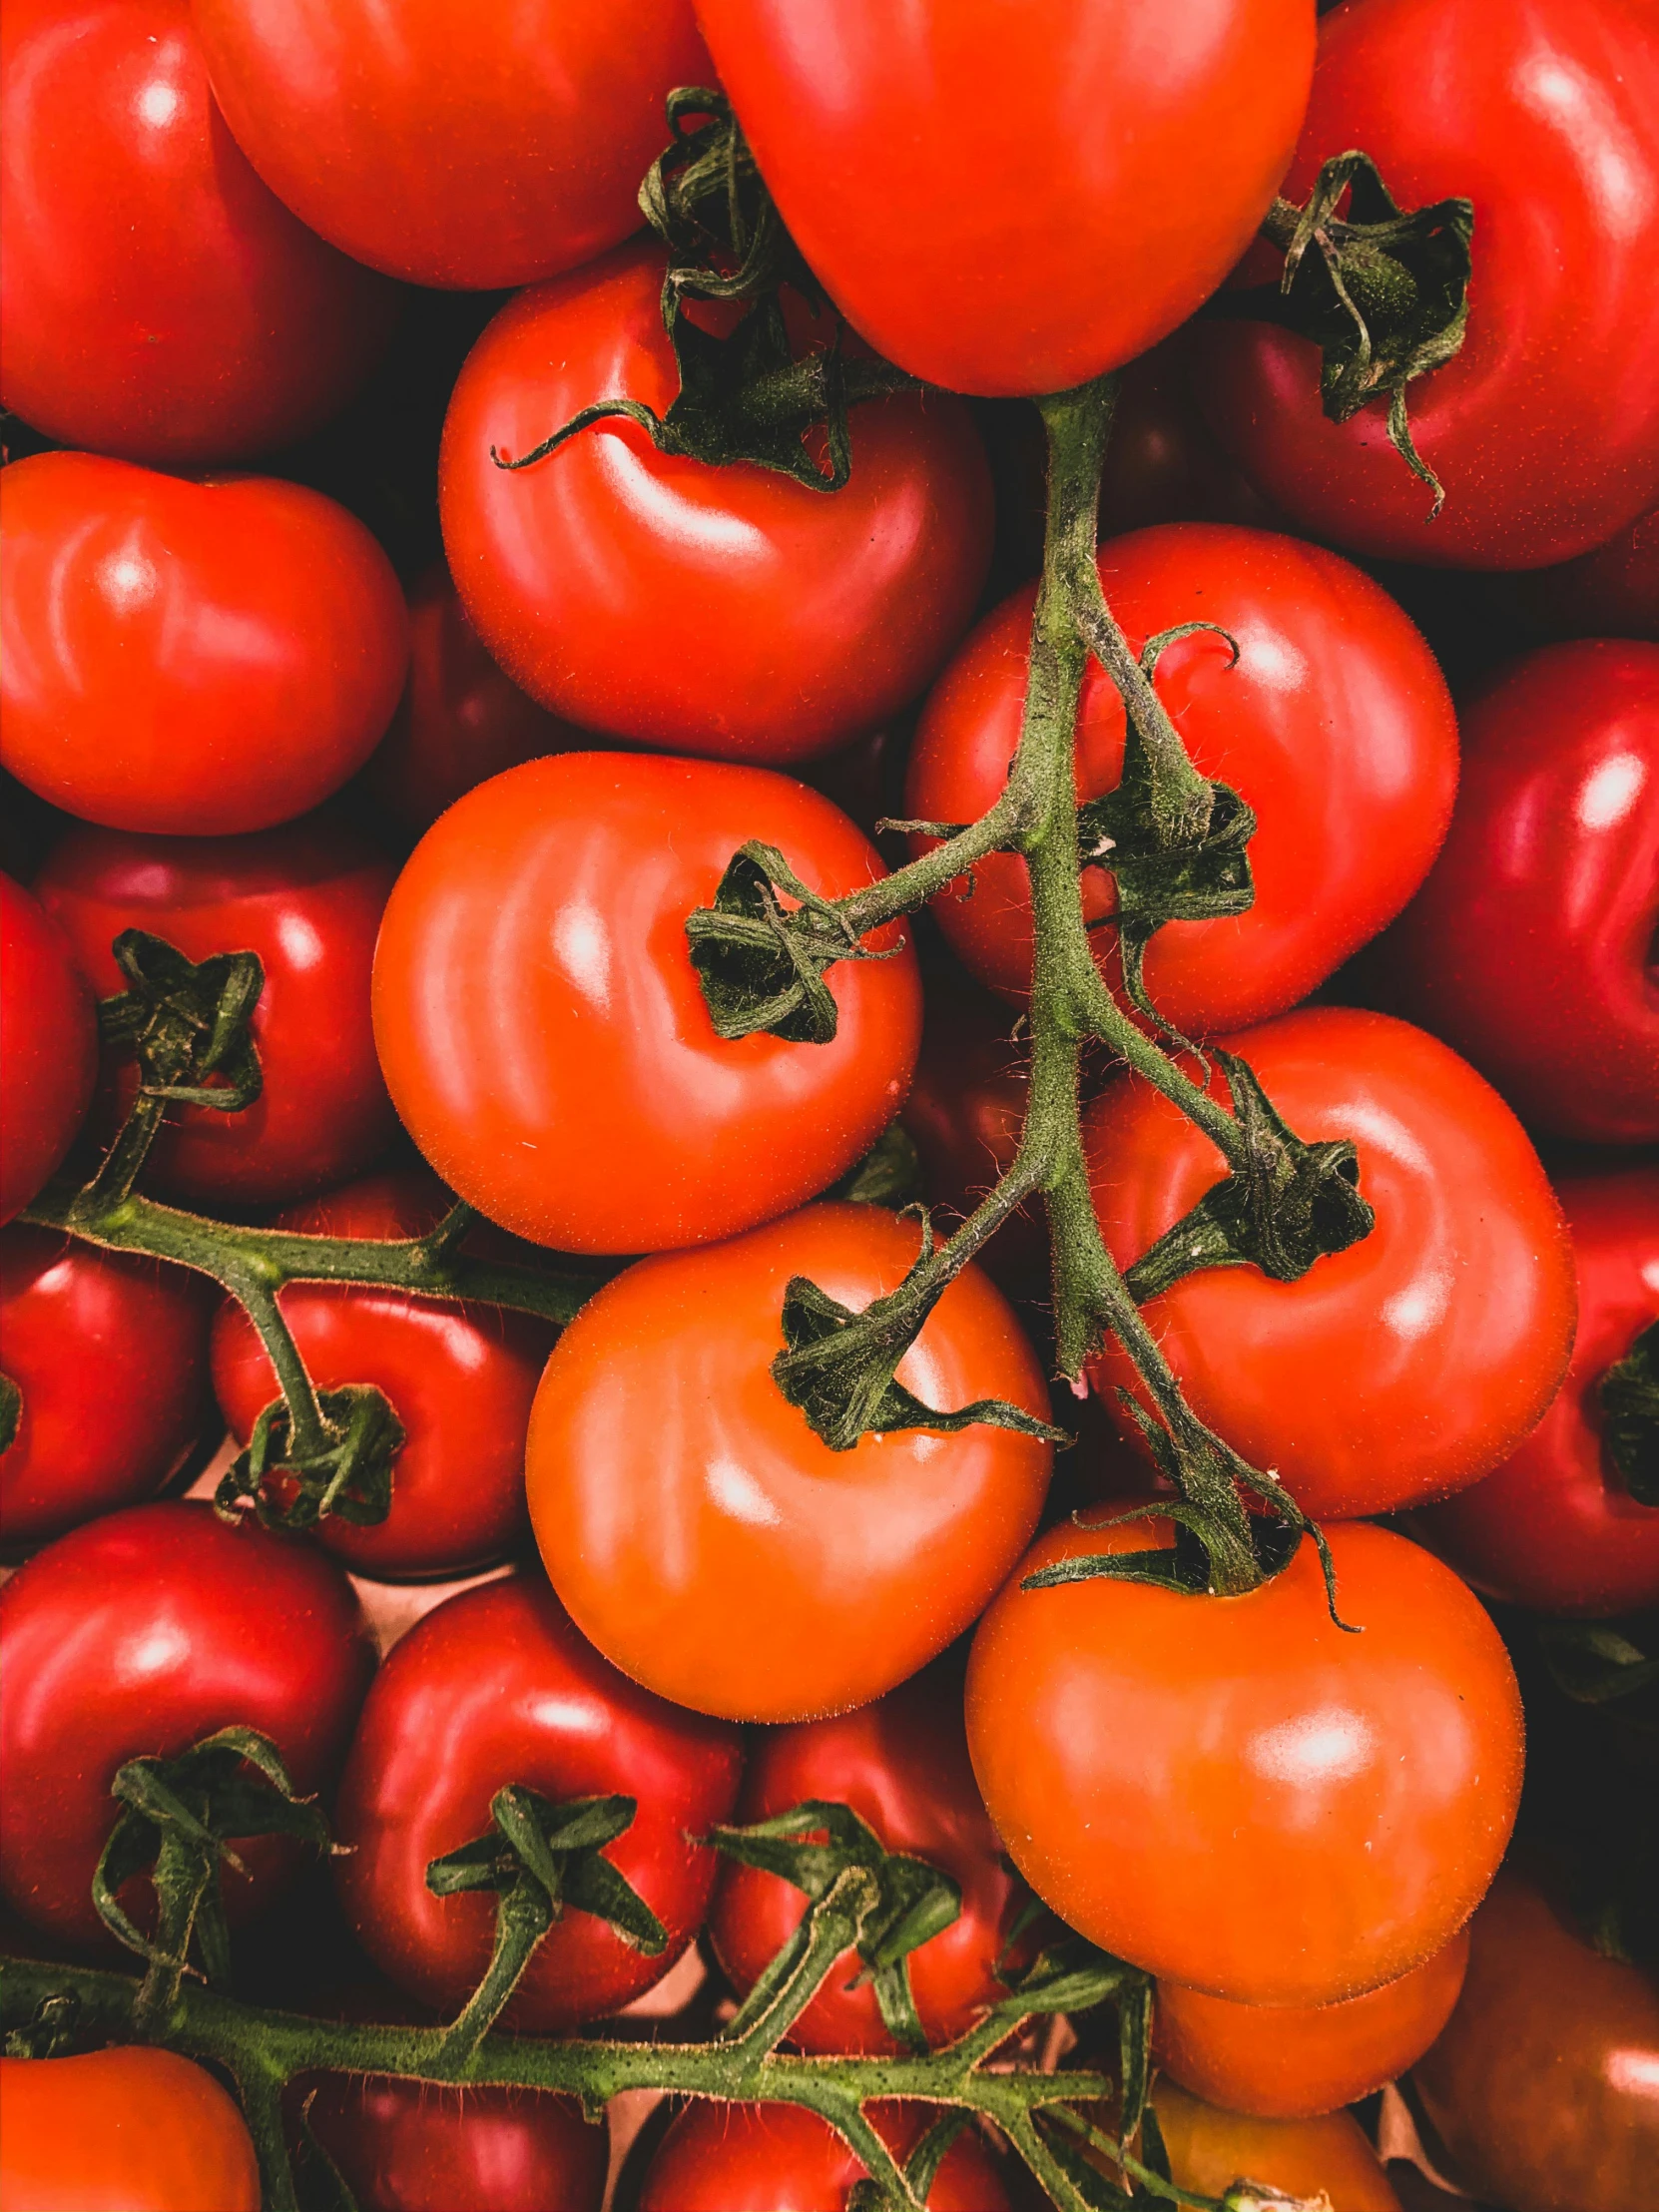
[694, 0, 1315, 398]
[1084, 1006, 1577, 1519]
[36, 815, 398, 1211]
[1192, 0, 1659, 568]
[0, 1227, 213, 1551]
[1, 454, 409, 836]
[371, 754, 921, 1254]
[0, 873, 97, 1226]
[297, 2072, 606, 2212]
[333, 1573, 741, 2029]
[1086, 2082, 1404, 2212]
[0, 1500, 375, 1948]
[1500, 503, 1659, 646]
[905, 526, 1457, 1035]
[966, 1515, 1522, 2005]
[0, 2047, 260, 2212]
[1375, 641, 1659, 1145]
[439, 243, 992, 763]
[1416, 1168, 1659, 1617]
[527, 1202, 1053, 1723]
[211, 1166, 555, 1582]
[0, 0, 398, 466]
[638, 2099, 1013, 2212]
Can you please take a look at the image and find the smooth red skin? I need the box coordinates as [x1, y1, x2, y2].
[1086, 1006, 1577, 1518]
[966, 1516, 1523, 2006]
[1417, 1168, 1659, 1617]
[333, 1575, 742, 2029]
[299, 2076, 605, 2212]
[639, 2100, 1013, 2212]
[192, 0, 711, 289]
[528, 1203, 1053, 1724]
[0, 1501, 375, 1947]
[0, 2047, 261, 2212]
[695, 0, 1314, 397]
[1378, 641, 1659, 1145]
[372, 754, 921, 1254]
[36, 816, 398, 1211]
[0, 874, 97, 1225]
[1412, 1871, 1659, 2212]
[0, 1227, 213, 1550]
[1503, 504, 1659, 645]
[1, 454, 409, 836]
[905, 526, 1457, 1034]
[1195, 0, 1659, 569]
[0, 0, 398, 466]
[440, 243, 993, 763]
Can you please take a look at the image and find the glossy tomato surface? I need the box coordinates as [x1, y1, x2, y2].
[1101, 2082, 1403, 2212]
[372, 754, 921, 1254]
[298, 2073, 606, 2212]
[0, 2047, 260, 2212]
[0, 873, 97, 1226]
[527, 1203, 1053, 1722]
[637, 2099, 1013, 2212]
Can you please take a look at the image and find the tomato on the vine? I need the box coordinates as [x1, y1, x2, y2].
[1090, 2082, 1404, 2212]
[0, 873, 97, 1227]
[0, 2046, 261, 2212]
[637, 2099, 1014, 2212]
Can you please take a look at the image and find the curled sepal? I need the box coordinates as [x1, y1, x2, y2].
[1600, 1321, 1658, 1505]
[2, 1989, 81, 2060]
[685, 843, 898, 1044]
[986, 1935, 1148, 2034]
[1536, 1620, 1659, 1707]
[214, 1384, 406, 1533]
[0, 1372, 19, 1457]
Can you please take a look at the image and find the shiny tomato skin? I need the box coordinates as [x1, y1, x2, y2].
[0, 874, 98, 1226]
[1416, 1168, 1659, 1617]
[371, 754, 921, 1255]
[638, 2099, 1013, 2212]
[440, 243, 992, 763]
[966, 1515, 1523, 2006]
[1193, 0, 1659, 569]
[905, 526, 1457, 1034]
[0, 0, 398, 466]
[297, 2074, 605, 2212]
[527, 1202, 1053, 1724]
[0, 1227, 213, 1550]
[0, 454, 409, 836]
[1085, 1006, 1577, 1519]
[0, 2047, 261, 2212]
[1110, 2083, 1403, 2212]
[36, 816, 398, 1211]
[694, 0, 1315, 398]
[0, 1500, 375, 1948]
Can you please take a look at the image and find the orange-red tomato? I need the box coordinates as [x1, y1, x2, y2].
[0, 2047, 260, 2212]
[638, 2099, 1013, 2212]
[0, 874, 97, 1227]
[1086, 2081, 1403, 2212]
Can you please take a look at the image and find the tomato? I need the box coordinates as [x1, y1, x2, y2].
[0, 0, 398, 467]
[1192, 0, 1659, 569]
[211, 1166, 555, 1582]
[1085, 2081, 1403, 2212]
[1411, 1870, 1659, 2212]
[0, 873, 97, 1226]
[0, 1501, 374, 1947]
[0, 1226, 213, 1551]
[36, 815, 398, 1211]
[637, 2099, 1013, 2212]
[1501, 503, 1659, 645]
[0, 2047, 260, 2212]
[904, 526, 1457, 1036]
[296, 2071, 605, 2212]
[371, 754, 921, 1254]
[333, 1573, 741, 2029]
[527, 1202, 1053, 1723]
[0, 453, 408, 837]
[1084, 1006, 1577, 1519]
[1374, 641, 1659, 1146]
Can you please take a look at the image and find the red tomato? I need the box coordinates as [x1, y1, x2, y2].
[211, 1166, 555, 1582]
[333, 1573, 741, 2029]
[371, 754, 921, 1254]
[905, 526, 1457, 1035]
[0, 1500, 374, 1947]
[439, 243, 992, 764]
[36, 815, 398, 1211]
[694, 0, 1315, 397]
[1085, 1006, 1577, 1519]
[0, 1227, 213, 1550]
[1193, 0, 1659, 568]
[1, 454, 408, 836]
[1501, 504, 1659, 645]
[638, 2100, 1013, 2212]
[1375, 641, 1659, 1145]
[0, 2047, 260, 2212]
[0, 0, 398, 466]
[297, 2073, 605, 2212]
[1097, 2082, 1404, 2212]
[1416, 1168, 1659, 1617]
[0, 873, 97, 1225]
[526, 1202, 1053, 1723]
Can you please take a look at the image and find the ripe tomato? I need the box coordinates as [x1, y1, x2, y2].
[694, 0, 1315, 398]
[1085, 1006, 1577, 1519]
[297, 2071, 605, 2212]
[0, 0, 397, 467]
[0, 873, 97, 1226]
[1374, 641, 1659, 1146]
[637, 2100, 1013, 2212]
[371, 755, 921, 1254]
[0, 1501, 374, 1947]
[966, 1515, 1523, 2006]
[0, 2047, 260, 2212]
[36, 815, 398, 1211]
[1501, 503, 1659, 645]
[333, 1573, 741, 2030]
[527, 1202, 1053, 1723]
[1, 454, 409, 836]
[1193, 0, 1659, 568]
[905, 526, 1457, 1035]
[439, 243, 992, 764]
[1092, 2081, 1403, 2212]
